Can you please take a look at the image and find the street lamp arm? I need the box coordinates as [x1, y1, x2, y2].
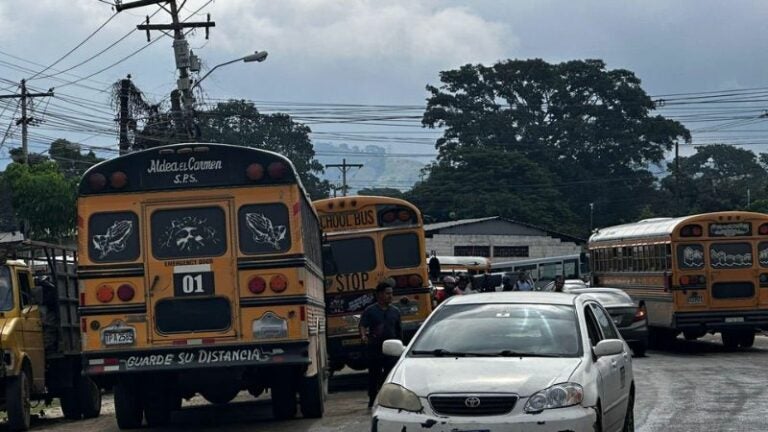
[191, 51, 267, 90]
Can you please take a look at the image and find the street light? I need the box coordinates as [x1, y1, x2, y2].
[192, 50, 268, 90]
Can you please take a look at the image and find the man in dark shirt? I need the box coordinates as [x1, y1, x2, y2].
[359, 281, 402, 408]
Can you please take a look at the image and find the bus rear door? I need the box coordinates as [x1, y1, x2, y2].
[143, 200, 239, 342]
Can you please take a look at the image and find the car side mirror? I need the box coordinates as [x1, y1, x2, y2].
[594, 339, 624, 357]
[382, 339, 405, 357]
[321, 244, 338, 275]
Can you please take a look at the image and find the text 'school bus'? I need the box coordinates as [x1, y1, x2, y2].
[589, 211, 768, 349]
[313, 196, 432, 371]
[77, 143, 327, 429]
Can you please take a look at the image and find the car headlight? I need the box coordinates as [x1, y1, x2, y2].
[524, 383, 583, 413]
[377, 383, 423, 412]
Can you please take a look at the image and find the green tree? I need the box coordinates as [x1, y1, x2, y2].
[661, 144, 768, 213]
[356, 187, 405, 199]
[197, 100, 330, 199]
[406, 147, 577, 231]
[419, 58, 690, 233]
[49, 139, 104, 179]
[3, 162, 76, 241]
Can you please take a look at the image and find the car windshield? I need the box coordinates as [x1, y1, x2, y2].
[410, 303, 581, 357]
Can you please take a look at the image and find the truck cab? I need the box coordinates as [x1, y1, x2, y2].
[0, 241, 101, 431]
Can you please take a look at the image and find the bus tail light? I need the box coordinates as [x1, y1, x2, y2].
[382, 211, 397, 224]
[679, 275, 690, 285]
[679, 275, 706, 288]
[81, 318, 88, 333]
[246, 163, 265, 181]
[680, 224, 703, 237]
[110, 171, 128, 189]
[117, 284, 135, 302]
[96, 285, 114, 303]
[88, 173, 107, 192]
[395, 275, 408, 288]
[760, 224, 768, 235]
[633, 304, 647, 322]
[270, 274, 288, 292]
[760, 274, 768, 287]
[268, 162, 287, 180]
[408, 274, 422, 288]
[398, 210, 411, 222]
[248, 276, 267, 294]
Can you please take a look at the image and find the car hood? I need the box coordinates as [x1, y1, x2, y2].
[390, 356, 582, 397]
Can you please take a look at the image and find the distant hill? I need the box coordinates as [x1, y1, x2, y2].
[314, 143, 427, 193]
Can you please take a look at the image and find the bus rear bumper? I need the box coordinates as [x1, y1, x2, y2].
[84, 340, 310, 375]
[674, 310, 768, 331]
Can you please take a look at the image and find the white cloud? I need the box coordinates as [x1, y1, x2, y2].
[211, 0, 512, 68]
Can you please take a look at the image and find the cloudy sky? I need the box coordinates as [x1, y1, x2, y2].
[0, 0, 766, 178]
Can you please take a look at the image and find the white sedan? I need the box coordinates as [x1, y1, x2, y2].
[372, 292, 634, 432]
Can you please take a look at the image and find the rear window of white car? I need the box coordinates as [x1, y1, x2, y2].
[410, 304, 581, 357]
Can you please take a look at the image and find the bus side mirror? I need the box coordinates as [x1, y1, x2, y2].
[322, 244, 338, 275]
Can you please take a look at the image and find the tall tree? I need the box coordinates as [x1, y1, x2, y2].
[49, 139, 104, 179]
[419, 58, 690, 233]
[661, 144, 768, 213]
[3, 161, 76, 241]
[197, 100, 330, 199]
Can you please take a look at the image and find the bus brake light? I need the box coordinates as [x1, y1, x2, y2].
[395, 275, 408, 288]
[110, 171, 128, 189]
[760, 224, 768, 235]
[117, 284, 135, 301]
[408, 274, 422, 288]
[398, 210, 411, 222]
[248, 276, 267, 294]
[268, 162, 287, 180]
[679, 276, 690, 285]
[88, 173, 107, 191]
[96, 285, 114, 303]
[270, 274, 288, 292]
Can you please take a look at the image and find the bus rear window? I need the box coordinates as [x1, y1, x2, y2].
[88, 211, 140, 262]
[383, 233, 421, 269]
[677, 244, 704, 269]
[238, 203, 291, 254]
[151, 207, 227, 259]
[328, 237, 376, 275]
[710, 243, 752, 269]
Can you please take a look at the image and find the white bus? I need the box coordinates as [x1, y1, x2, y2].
[491, 253, 589, 288]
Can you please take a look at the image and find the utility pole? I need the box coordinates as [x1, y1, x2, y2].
[115, 0, 214, 138]
[0, 79, 54, 164]
[118, 76, 131, 155]
[325, 158, 363, 197]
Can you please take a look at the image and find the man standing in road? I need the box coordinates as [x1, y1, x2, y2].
[359, 281, 402, 408]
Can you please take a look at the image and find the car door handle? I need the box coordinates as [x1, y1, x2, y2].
[611, 360, 618, 368]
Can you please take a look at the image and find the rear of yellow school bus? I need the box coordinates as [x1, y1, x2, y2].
[77, 143, 326, 429]
[313, 196, 431, 371]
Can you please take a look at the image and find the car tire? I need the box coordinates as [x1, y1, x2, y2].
[593, 400, 603, 432]
[622, 389, 635, 432]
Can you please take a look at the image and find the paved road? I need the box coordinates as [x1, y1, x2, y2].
[15, 335, 768, 431]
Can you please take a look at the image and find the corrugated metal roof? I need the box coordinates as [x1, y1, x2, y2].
[424, 217, 498, 232]
[589, 217, 688, 243]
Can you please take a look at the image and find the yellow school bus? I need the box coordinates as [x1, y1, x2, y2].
[313, 196, 431, 371]
[77, 143, 326, 428]
[589, 211, 768, 349]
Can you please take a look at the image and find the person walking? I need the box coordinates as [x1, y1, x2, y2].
[359, 281, 402, 408]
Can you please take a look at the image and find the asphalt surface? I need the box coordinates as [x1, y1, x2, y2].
[11, 334, 768, 431]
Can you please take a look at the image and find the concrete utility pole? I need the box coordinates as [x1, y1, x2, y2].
[325, 158, 363, 197]
[0, 79, 54, 164]
[115, 0, 215, 138]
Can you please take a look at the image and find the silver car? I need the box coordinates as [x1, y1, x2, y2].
[373, 292, 635, 432]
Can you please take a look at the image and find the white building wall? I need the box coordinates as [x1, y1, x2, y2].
[426, 233, 581, 263]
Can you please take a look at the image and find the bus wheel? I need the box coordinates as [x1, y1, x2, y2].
[271, 370, 297, 420]
[739, 332, 755, 348]
[721, 331, 740, 349]
[115, 379, 143, 429]
[299, 373, 325, 418]
[6, 368, 31, 432]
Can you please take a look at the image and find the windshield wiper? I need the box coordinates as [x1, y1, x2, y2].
[496, 350, 565, 357]
[411, 349, 500, 357]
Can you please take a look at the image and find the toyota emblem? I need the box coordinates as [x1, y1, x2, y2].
[464, 396, 481, 408]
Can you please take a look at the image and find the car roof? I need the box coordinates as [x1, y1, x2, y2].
[443, 292, 578, 306]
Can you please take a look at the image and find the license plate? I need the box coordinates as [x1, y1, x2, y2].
[687, 295, 703, 305]
[103, 329, 135, 346]
[725, 317, 744, 323]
